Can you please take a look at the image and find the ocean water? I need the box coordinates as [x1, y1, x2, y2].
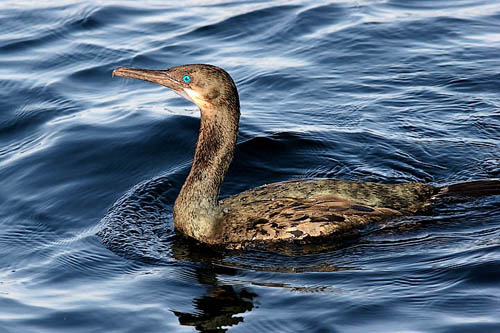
[1, 0, 500, 332]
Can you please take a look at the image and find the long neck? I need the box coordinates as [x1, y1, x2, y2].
[173, 102, 239, 241]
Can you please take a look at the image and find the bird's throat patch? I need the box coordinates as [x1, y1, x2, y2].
[184, 88, 210, 109]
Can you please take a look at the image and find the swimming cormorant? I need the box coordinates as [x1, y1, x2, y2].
[112, 64, 500, 249]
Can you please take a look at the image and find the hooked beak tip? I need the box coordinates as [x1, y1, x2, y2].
[112, 67, 126, 78]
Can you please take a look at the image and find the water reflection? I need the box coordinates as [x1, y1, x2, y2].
[171, 240, 257, 332]
[167, 236, 354, 332]
[172, 265, 257, 332]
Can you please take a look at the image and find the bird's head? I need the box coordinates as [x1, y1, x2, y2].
[113, 64, 239, 112]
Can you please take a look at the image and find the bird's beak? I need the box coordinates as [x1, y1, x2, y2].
[112, 67, 193, 102]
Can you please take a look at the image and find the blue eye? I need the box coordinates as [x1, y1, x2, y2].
[183, 75, 191, 83]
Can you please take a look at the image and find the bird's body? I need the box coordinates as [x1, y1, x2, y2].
[213, 179, 436, 249]
[111, 64, 500, 249]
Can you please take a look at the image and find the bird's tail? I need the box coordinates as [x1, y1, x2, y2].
[435, 179, 500, 198]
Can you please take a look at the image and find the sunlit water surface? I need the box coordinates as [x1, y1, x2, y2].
[1, 0, 500, 332]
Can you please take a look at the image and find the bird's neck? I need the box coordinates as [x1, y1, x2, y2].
[173, 102, 240, 242]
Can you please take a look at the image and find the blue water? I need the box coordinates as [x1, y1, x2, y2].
[1, 0, 500, 332]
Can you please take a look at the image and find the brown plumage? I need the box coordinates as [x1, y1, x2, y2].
[216, 179, 438, 249]
[112, 64, 500, 249]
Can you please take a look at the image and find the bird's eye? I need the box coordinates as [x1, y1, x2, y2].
[183, 75, 191, 83]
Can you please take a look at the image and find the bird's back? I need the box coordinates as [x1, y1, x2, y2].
[217, 179, 437, 248]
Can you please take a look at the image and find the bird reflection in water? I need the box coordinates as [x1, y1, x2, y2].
[170, 241, 257, 332]
[168, 235, 354, 332]
[173, 277, 256, 332]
